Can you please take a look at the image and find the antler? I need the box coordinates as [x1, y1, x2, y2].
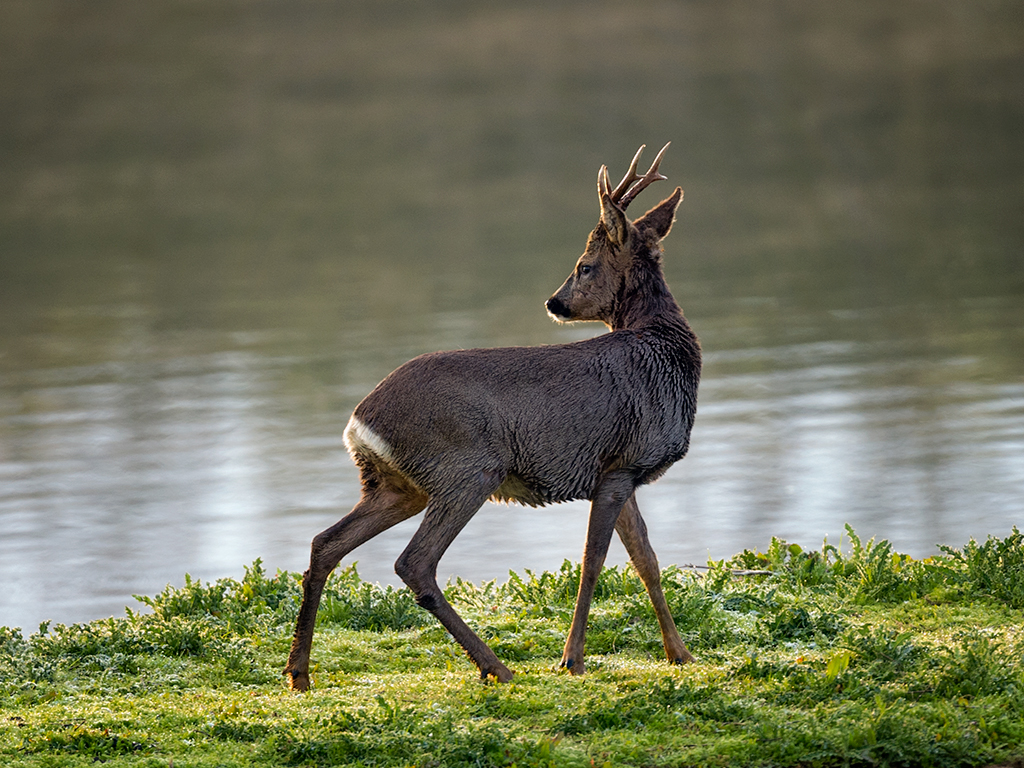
[599, 143, 670, 212]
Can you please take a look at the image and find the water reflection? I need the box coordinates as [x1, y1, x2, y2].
[1, 1, 1022, 632]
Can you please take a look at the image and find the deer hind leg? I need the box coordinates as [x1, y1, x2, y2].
[615, 494, 694, 665]
[394, 468, 513, 682]
[285, 475, 427, 691]
[561, 471, 634, 675]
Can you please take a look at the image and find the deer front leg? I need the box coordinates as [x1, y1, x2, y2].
[395, 470, 514, 682]
[285, 482, 426, 691]
[615, 494, 694, 665]
[561, 472, 634, 675]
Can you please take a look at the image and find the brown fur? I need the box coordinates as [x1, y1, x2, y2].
[284, 146, 701, 689]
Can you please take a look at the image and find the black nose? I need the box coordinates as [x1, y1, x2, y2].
[546, 297, 570, 318]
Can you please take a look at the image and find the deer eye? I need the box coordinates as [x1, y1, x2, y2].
[579, 264, 594, 276]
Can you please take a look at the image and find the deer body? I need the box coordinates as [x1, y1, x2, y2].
[285, 145, 701, 690]
[350, 324, 698, 507]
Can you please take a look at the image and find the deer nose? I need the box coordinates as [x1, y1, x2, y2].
[546, 296, 570, 319]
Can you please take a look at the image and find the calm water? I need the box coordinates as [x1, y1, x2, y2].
[1, 2, 1022, 632]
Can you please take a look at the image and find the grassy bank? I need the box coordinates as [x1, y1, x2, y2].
[2, 526, 1023, 768]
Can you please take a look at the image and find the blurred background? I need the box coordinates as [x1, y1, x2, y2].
[1, 0, 1022, 632]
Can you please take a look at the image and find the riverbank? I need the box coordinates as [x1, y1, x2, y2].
[3, 527, 1022, 767]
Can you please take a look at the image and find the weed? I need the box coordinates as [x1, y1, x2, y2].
[841, 624, 922, 682]
[21, 723, 155, 759]
[317, 565, 430, 631]
[940, 527, 1024, 608]
[758, 601, 846, 643]
[272, 699, 526, 767]
[931, 630, 1021, 699]
[134, 558, 300, 631]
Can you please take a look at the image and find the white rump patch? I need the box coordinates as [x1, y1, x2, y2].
[344, 416, 396, 463]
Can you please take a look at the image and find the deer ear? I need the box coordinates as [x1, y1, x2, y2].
[598, 166, 629, 246]
[635, 187, 683, 241]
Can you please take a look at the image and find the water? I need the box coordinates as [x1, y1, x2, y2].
[1, 1, 1022, 632]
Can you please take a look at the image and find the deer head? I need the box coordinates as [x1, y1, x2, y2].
[546, 143, 683, 330]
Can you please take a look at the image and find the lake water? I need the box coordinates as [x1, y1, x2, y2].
[1, 1, 1022, 633]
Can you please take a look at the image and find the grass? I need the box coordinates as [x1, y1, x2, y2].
[2, 526, 1023, 767]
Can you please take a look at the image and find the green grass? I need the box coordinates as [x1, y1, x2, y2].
[2, 526, 1023, 767]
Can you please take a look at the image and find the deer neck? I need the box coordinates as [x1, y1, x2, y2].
[609, 262, 688, 334]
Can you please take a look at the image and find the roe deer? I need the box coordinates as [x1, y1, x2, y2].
[284, 144, 701, 689]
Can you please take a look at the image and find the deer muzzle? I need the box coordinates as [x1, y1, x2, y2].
[545, 295, 571, 321]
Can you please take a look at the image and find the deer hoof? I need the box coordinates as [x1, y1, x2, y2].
[560, 657, 585, 675]
[481, 663, 514, 683]
[287, 670, 311, 692]
[669, 648, 696, 666]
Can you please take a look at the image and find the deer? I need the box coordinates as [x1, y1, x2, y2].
[284, 144, 701, 690]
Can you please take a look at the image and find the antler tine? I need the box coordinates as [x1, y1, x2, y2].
[618, 142, 670, 210]
[609, 145, 647, 202]
[598, 164, 612, 199]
